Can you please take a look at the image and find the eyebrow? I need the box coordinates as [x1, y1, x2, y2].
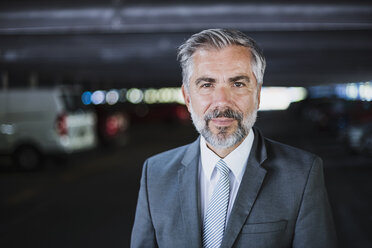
[229, 75, 250, 83]
[194, 75, 251, 85]
[195, 77, 216, 85]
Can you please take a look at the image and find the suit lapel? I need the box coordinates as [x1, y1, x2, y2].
[221, 128, 268, 248]
[178, 138, 202, 248]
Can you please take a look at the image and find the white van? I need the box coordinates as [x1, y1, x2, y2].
[0, 86, 97, 170]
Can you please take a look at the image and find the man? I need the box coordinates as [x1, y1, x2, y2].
[131, 29, 337, 248]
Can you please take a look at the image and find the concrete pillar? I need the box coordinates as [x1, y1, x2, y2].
[1, 71, 8, 90]
[30, 72, 38, 88]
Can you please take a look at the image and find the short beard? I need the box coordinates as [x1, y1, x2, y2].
[189, 102, 257, 149]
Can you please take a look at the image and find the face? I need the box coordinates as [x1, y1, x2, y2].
[182, 45, 261, 150]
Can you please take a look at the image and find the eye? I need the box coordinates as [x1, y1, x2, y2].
[201, 83, 212, 88]
[234, 82, 245, 87]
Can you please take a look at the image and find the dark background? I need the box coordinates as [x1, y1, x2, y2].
[1, 0, 372, 88]
[1, 1, 371, 247]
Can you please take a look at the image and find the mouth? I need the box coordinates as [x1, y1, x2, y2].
[210, 117, 236, 127]
[204, 107, 243, 130]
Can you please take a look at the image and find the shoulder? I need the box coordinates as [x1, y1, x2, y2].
[146, 143, 190, 166]
[264, 137, 319, 162]
[143, 138, 199, 175]
[256, 136, 326, 198]
[262, 137, 322, 176]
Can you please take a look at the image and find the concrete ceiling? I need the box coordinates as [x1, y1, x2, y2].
[1, 1, 372, 89]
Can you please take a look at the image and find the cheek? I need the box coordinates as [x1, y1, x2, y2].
[190, 96, 211, 113]
[237, 97, 257, 113]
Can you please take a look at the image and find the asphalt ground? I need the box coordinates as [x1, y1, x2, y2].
[0, 110, 371, 248]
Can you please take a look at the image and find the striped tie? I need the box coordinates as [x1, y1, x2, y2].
[202, 159, 230, 248]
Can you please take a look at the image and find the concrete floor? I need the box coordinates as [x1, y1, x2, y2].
[0, 110, 371, 247]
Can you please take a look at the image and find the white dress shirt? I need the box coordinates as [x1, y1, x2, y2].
[199, 129, 255, 226]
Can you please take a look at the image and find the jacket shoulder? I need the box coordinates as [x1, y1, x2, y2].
[262, 137, 322, 172]
[144, 143, 192, 172]
[148, 144, 189, 162]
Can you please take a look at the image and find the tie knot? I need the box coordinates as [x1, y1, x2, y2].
[216, 159, 229, 177]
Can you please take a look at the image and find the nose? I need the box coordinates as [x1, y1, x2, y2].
[213, 86, 232, 108]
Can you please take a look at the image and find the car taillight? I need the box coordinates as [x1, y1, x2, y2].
[105, 115, 119, 137]
[56, 113, 68, 136]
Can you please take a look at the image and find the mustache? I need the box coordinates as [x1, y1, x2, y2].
[204, 108, 243, 122]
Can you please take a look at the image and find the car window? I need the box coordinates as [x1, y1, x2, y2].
[60, 92, 89, 112]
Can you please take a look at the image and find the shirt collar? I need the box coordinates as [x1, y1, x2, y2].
[200, 128, 255, 183]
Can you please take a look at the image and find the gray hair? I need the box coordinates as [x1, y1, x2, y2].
[177, 29, 266, 90]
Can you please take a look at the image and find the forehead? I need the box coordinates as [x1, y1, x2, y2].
[191, 45, 253, 74]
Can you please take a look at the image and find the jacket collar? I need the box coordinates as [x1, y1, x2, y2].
[178, 137, 203, 247]
[221, 127, 268, 248]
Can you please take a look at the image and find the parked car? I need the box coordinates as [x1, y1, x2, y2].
[0, 86, 97, 170]
[344, 123, 372, 155]
[94, 105, 129, 147]
[295, 97, 349, 134]
[342, 101, 372, 155]
[128, 103, 190, 124]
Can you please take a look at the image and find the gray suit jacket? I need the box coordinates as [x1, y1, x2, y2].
[131, 128, 337, 248]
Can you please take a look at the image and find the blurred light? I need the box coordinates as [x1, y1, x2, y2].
[142, 87, 185, 104]
[335, 84, 347, 99]
[288, 87, 307, 102]
[81, 91, 92, 105]
[260, 87, 307, 111]
[127, 88, 143, 104]
[346, 83, 359, 100]
[0, 124, 15, 135]
[158, 88, 173, 103]
[144, 88, 159, 104]
[308, 85, 335, 98]
[359, 82, 372, 101]
[106, 116, 120, 137]
[310, 81, 371, 101]
[91, 90, 106, 105]
[106, 89, 119, 105]
[174, 88, 185, 104]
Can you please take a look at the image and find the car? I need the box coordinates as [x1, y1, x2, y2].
[0, 86, 97, 171]
[94, 105, 129, 147]
[344, 123, 372, 155]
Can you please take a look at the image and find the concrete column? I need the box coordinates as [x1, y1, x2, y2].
[30, 72, 38, 88]
[1, 71, 8, 90]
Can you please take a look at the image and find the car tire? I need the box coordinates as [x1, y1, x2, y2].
[14, 145, 44, 171]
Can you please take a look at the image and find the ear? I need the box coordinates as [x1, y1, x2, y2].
[256, 84, 262, 109]
[181, 85, 191, 111]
